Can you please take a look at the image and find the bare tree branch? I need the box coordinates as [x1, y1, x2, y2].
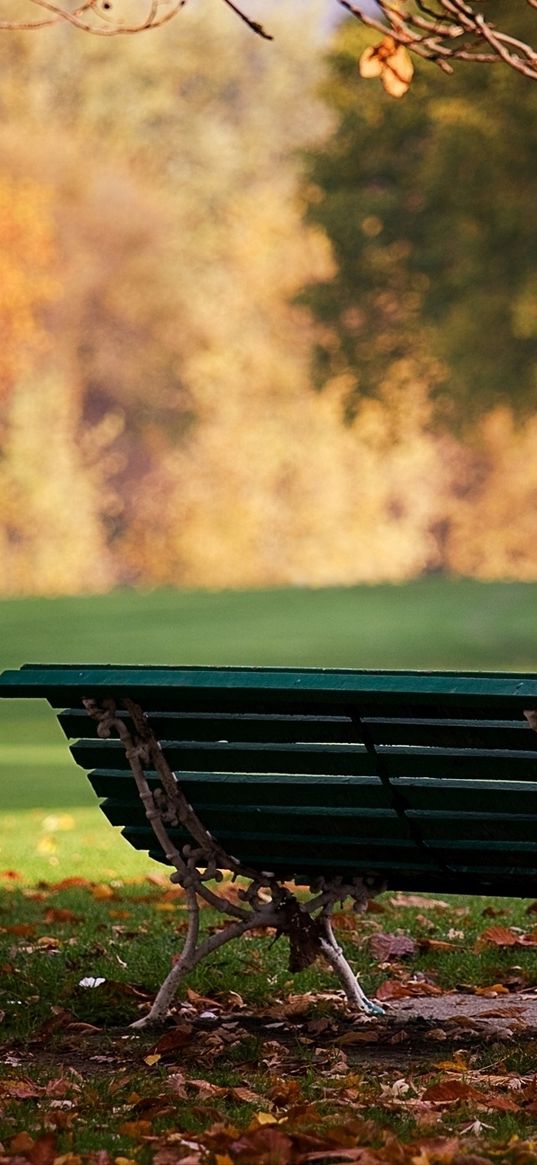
[0, 0, 534, 82]
[344, 0, 537, 81]
[0, 0, 185, 36]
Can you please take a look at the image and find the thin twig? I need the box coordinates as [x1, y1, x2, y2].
[1, 0, 185, 35]
[220, 0, 273, 40]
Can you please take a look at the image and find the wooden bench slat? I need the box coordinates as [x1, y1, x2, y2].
[58, 709, 537, 752]
[71, 738, 537, 782]
[88, 769, 392, 808]
[101, 799, 410, 839]
[409, 810, 537, 843]
[365, 718, 537, 750]
[394, 777, 537, 813]
[73, 739, 377, 777]
[137, 851, 537, 898]
[122, 825, 537, 879]
[100, 796, 537, 845]
[88, 771, 537, 828]
[58, 710, 357, 745]
[2, 664, 537, 718]
[120, 824, 436, 864]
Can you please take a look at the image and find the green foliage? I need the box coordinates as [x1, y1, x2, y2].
[300, 7, 537, 424]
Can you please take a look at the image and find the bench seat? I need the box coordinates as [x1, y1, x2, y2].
[2, 663, 537, 1023]
[2, 664, 537, 896]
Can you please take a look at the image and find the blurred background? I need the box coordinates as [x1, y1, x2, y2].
[0, 0, 536, 871]
[0, 0, 536, 594]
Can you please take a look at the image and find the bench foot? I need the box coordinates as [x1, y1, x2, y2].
[319, 918, 385, 1018]
[130, 894, 384, 1028]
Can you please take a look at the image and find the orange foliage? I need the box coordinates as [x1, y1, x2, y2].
[0, 176, 59, 397]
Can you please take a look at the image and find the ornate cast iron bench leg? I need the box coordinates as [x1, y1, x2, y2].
[83, 696, 385, 1028]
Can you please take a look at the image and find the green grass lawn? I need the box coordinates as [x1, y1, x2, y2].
[2, 878, 537, 1160]
[1, 578, 537, 870]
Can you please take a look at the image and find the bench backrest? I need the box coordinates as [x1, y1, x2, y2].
[2, 664, 537, 896]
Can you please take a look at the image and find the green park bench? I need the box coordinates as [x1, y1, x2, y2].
[2, 663, 537, 1027]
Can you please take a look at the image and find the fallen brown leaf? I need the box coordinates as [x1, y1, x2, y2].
[336, 1030, 380, 1045]
[376, 979, 442, 1000]
[370, 932, 417, 961]
[479, 926, 519, 946]
[1, 1079, 43, 1099]
[29, 1132, 57, 1165]
[228, 1126, 294, 1165]
[1, 923, 36, 936]
[10, 1133, 36, 1153]
[119, 1119, 153, 1137]
[422, 1080, 481, 1104]
[152, 1023, 193, 1055]
[418, 939, 458, 952]
[43, 907, 80, 924]
[231, 1086, 264, 1104]
[407, 1135, 461, 1164]
[304, 1150, 384, 1164]
[91, 884, 116, 900]
[446, 1016, 484, 1031]
[480, 1093, 520, 1113]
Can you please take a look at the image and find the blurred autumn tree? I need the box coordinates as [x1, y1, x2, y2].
[299, 5, 537, 425]
[1, 0, 537, 592]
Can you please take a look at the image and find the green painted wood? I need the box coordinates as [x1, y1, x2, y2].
[58, 710, 537, 758]
[409, 810, 537, 844]
[100, 797, 409, 838]
[71, 738, 537, 783]
[58, 709, 537, 752]
[88, 770, 392, 809]
[119, 823, 435, 866]
[87, 769, 537, 823]
[101, 796, 537, 848]
[122, 826, 537, 886]
[58, 709, 357, 745]
[394, 777, 537, 813]
[72, 739, 376, 777]
[97, 794, 537, 846]
[2, 664, 537, 719]
[364, 718, 537, 751]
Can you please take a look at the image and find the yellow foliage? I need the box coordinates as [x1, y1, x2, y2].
[445, 408, 537, 580]
[0, 374, 114, 595]
[0, 176, 59, 395]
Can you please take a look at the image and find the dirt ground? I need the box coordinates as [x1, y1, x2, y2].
[7, 989, 537, 1081]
